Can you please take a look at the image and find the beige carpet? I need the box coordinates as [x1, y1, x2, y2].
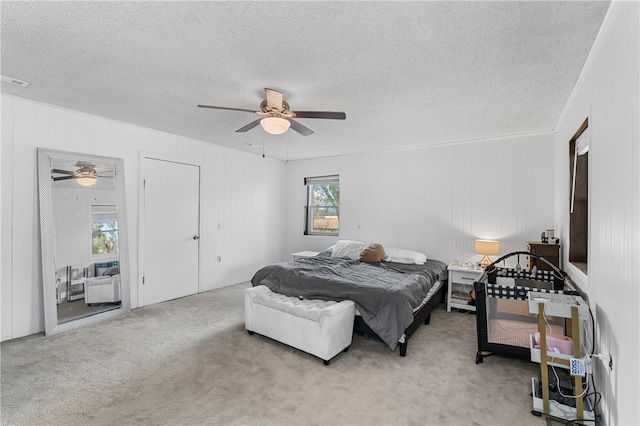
[1, 282, 548, 425]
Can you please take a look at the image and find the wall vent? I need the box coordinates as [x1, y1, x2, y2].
[1, 75, 30, 88]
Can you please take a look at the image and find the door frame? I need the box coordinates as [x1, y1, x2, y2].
[138, 152, 203, 307]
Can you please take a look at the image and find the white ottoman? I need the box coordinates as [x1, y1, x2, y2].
[245, 285, 355, 365]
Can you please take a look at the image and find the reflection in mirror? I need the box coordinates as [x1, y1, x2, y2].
[38, 149, 130, 335]
[53, 160, 120, 323]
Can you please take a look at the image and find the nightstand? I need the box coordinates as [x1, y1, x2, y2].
[291, 251, 320, 260]
[447, 264, 482, 312]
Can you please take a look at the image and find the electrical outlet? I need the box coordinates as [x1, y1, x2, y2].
[590, 353, 614, 372]
[216, 255, 222, 263]
[570, 357, 586, 377]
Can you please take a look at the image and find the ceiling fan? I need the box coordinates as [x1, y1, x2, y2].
[198, 88, 346, 136]
[52, 162, 113, 187]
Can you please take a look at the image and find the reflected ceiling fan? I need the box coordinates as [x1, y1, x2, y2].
[52, 162, 113, 187]
[198, 88, 346, 136]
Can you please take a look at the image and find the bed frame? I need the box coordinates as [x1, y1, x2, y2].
[354, 279, 447, 356]
[473, 251, 578, 364]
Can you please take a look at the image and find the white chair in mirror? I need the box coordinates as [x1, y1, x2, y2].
[85, 275, 121, 305]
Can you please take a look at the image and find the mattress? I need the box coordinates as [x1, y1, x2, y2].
[488, 318, 563, 349]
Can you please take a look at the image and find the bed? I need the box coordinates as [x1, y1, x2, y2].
[473, 251, 579, 364]
[250, 242, 448, 356]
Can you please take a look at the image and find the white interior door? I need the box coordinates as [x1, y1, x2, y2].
[142, 157, 200, 306]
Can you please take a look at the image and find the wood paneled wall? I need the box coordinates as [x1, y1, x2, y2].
[554, 2, 639, 424]
[1, 95, 286, 341]
[285, 132, 556, 268]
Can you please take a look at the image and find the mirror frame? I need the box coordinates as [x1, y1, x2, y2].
[37, 148, 131, 335]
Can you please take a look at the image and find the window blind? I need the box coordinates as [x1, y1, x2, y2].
[304, 175, 339, 186]
[91, 204, 118, 223]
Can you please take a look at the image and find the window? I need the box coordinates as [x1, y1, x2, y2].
[569, 118, 588, 274]
[91, 204, 118, 255]
[304, 175, 339, 236]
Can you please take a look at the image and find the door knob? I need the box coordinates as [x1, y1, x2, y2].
[193, 235, 200, 240]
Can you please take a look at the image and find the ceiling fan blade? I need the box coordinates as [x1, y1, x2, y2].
[197, 105, 258, 114]
[265, 88, 284, 111]
[236, 119, 263, 133]
[51, 169, 74, 175]
[291, 111, 346, 120]
[287, 119, 314, 136]
[53, 176, 75, 181]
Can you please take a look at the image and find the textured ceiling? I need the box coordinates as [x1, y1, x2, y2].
[1, 1, 609, 161]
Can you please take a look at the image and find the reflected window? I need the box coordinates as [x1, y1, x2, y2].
[91, 204, 118, 255]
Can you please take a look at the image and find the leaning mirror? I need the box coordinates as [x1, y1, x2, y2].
[37, 148, 130, 335]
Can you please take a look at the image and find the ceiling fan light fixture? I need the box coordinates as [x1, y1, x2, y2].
[260, 117, 290, 135]
[74, 168, 97, 186]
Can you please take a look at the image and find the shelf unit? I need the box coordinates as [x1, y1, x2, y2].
[527, 241, 561, 270]
[66, 265, 87, 302]
[528, 292, 594, 422]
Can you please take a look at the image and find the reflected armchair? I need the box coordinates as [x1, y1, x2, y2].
[85, 274, 121, 305]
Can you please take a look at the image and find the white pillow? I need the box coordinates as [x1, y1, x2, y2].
[330, 240, 368, 259]
[384, 247, 427, 264]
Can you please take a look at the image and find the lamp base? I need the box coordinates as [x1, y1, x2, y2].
[480, 255, 492, 269]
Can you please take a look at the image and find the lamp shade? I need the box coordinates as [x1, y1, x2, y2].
[474, 239, 499, 255]
[475, 239, 499, 269]
[260, 117, 290, 135]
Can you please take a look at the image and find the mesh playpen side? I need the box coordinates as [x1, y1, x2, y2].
[473, 251, 579, 364]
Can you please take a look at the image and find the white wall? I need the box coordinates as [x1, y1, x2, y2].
[1, 94, 286, 341]
[53, 186, 118, 269]
[554, 2, 639, 424]
[285, 132, 556, 267]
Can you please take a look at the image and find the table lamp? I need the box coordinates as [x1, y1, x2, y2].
[475, 239, 499, 269]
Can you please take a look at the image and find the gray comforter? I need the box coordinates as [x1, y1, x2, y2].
[251, 253, 448, 349]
